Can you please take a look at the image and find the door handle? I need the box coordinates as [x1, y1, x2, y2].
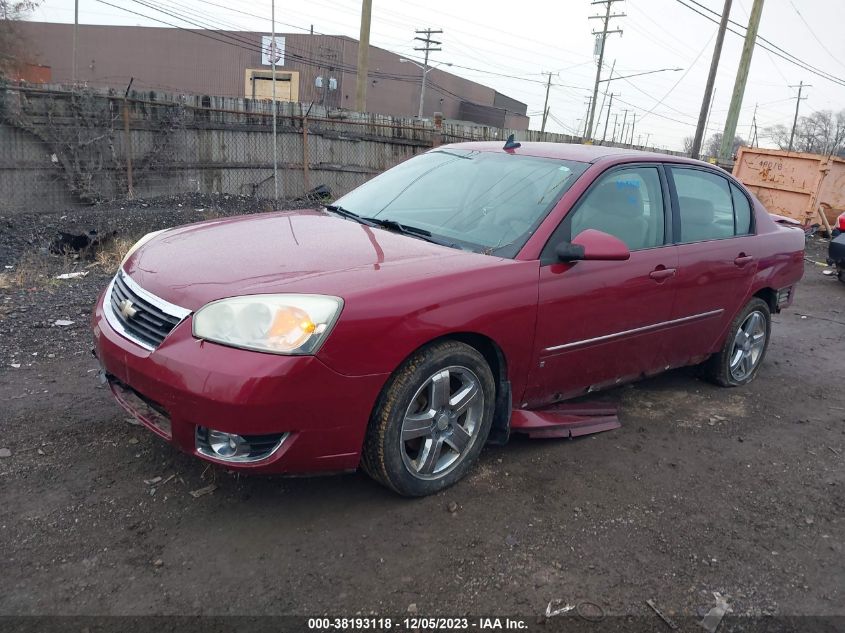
[734, 254, 754, 267]
[649, 267, 676, 281]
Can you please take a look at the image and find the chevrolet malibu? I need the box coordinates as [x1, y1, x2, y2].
[93, 142, 804, 496]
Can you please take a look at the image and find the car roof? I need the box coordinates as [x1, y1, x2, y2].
[437, 141, 716, 168]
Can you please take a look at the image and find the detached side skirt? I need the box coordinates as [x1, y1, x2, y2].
[510, 402, 620, 439]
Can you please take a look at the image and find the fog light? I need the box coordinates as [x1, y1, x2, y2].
[195, 426, 289, 463]
[207, 429, 245, 457]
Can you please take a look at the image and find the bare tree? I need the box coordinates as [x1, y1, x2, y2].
[703, 132, 746, 159]
[683, 135, 694, 155]
[0, 1, 39, 78]
[765, 109, 845, 157]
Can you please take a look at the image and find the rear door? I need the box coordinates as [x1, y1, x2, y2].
[523, 163, 679, 407]
[663, 165, 758, 364]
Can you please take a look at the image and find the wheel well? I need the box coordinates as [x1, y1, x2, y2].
[440, 333, 507, 383]
[753, 287, 778, 313]
[429, 332, 512, 444]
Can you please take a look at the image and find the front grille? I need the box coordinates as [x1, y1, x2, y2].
[108, 271, 189, 350]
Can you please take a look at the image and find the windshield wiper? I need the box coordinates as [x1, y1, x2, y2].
[324, 204, 379, 227]
[327, 206, 456, 248]
[363, 217, 431, 237]
[361, 216, 459, 248]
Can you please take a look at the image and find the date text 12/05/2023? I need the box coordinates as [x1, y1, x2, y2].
[306, 617, 529, 630]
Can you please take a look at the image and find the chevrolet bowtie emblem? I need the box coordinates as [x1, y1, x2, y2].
[118, 299, 138, 319]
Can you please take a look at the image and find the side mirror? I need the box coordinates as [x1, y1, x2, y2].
[555, 229, 631, 262]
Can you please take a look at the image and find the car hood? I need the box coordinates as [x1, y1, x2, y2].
[123, 210, 501, 310]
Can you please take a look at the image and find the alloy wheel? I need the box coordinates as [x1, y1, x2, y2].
[400, 365, 484, 480]
[729, 310, 767, 382]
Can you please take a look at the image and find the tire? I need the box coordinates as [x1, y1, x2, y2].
[704, 298, 771, 387]
[361, 341, 496, 497]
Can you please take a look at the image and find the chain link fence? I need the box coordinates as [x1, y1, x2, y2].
[0, 83, 681, 214]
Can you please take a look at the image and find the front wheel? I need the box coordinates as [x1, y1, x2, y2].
[704, 298, 771, 387]
[361, 341, 495, 496]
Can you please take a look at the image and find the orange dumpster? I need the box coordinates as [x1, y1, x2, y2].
[732, 147, 845, 228]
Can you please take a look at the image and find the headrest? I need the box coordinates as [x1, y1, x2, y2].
[589, 180, 643, 218]
[679, 196, 714, 225]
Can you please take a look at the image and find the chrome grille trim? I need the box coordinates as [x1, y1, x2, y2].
[104, 270, 191, 351]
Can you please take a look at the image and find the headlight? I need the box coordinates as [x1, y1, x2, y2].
[192, 294, 343, 355]
[121, 229, 167, 268]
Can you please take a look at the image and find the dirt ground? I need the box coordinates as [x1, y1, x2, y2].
[1, 202, 843, 628]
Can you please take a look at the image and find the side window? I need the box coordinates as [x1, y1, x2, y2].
[567, 167, 665, 251]
[670, 168, 735, 242]
[730, 183, 753, 235]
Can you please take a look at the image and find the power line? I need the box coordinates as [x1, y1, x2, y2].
[110, 0, 594, 96]
[89, 0, 489, 91]
[787, 0, 845, 72]
[636, 31, 714, 125]
[674, 0, 845, 88]
[92, 0, 699, 136]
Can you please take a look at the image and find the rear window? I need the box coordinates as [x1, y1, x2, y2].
[670, 167, 748, 243]
[730, 182, 753, 235]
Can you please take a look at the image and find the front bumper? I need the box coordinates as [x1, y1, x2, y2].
[92, 288, 388, 474]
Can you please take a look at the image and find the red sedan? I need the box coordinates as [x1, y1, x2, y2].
[92, 142, 804, 496]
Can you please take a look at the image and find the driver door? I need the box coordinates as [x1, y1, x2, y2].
[523, 164, 679, 408]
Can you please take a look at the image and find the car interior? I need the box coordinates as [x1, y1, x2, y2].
[570, 171, 664, 251]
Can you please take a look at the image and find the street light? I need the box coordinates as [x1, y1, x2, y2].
[400, 58, 453, 118]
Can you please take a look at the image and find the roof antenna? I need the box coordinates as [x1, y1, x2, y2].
[503, 134, 521, 150]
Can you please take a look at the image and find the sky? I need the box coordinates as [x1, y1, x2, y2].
[27, 0, 845, 151]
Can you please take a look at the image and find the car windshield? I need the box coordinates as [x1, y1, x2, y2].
[332, 149, 588, 257]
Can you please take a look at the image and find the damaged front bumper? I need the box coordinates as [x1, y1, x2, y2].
[92, 289, 388, 474]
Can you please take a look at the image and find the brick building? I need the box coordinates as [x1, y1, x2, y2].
[16, 22, 529, 129]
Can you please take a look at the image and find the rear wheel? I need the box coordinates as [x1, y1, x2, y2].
[704, 298, 771, 387]
[362, 341, 495, 496]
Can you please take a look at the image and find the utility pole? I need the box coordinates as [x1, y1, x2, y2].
[719, 0, 765, 162]
[414, 28, 442, 118]
[691, 0, 732, 159]
[788, 81, 809, 152]
[271, 0, 278, 201]
[750, 103, 759, 147]
[540, 72, 552, 133]
[355, 0, 373, 112]
[587, 0, 624, 141]
[619, 108, 629, 146]
[582, 96, 594, 138]
[644, 132, 651, 148]
[596, 59, 616, 140]
[628, 112, 636, 146]
[701, 87, 717, 155]
[601, 92, 615, 144]
[72, 0, 79, 85]
[611, 114, 619, 142]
